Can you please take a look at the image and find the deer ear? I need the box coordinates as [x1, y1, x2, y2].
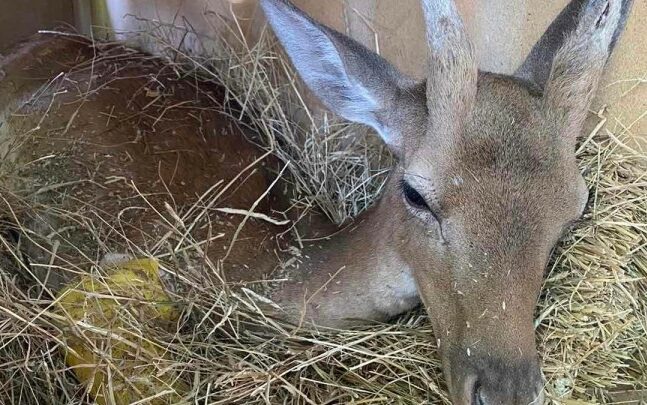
[515, 0, 633, 91]
[260, 0, 424, 152]
[537, 0, 633, 141]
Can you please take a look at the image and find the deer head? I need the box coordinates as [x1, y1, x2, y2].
[260, 0, 633, 403]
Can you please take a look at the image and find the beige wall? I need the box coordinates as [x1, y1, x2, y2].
[87, 0, 646, 139]
[0, 0, 74, 50]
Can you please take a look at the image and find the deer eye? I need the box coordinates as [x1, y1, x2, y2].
[402, 181, 431, 211]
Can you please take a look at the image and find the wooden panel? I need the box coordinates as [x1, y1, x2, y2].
[0, 0, 74, 50]
[84, 0, 647, 139]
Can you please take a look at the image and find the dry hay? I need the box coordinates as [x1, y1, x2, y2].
[0, 18, 646, 405]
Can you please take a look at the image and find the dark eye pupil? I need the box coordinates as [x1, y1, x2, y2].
[402, 181, 430, 210]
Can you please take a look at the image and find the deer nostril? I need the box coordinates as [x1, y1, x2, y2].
[472, 382, 486, 405]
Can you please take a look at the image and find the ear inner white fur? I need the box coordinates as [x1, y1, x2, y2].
[260, 0, 419, 151]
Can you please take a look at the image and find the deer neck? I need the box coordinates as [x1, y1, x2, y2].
[303, 180, 403, 272]
[278, 179, 420, 324]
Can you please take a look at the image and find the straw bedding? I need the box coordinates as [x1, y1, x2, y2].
[0, 21, 645, 405]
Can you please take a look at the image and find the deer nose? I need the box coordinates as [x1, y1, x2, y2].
[471, 382, 545, 405]
[461, 362, 544, 405]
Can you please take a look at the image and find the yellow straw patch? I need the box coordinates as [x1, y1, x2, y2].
[56, 258, 187, 405]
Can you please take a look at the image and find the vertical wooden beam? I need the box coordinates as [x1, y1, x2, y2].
[73, 0, 93, 36]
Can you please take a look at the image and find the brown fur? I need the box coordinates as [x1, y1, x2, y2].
[0, 36, 284, 290]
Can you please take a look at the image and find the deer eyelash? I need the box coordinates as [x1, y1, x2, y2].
[399, 179, 442, 224]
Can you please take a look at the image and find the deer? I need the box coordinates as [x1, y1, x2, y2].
[0, 0, 633, 403]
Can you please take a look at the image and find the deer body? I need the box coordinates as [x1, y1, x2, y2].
[0, 0, 634, 404]
[0, 36, 284, 289]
